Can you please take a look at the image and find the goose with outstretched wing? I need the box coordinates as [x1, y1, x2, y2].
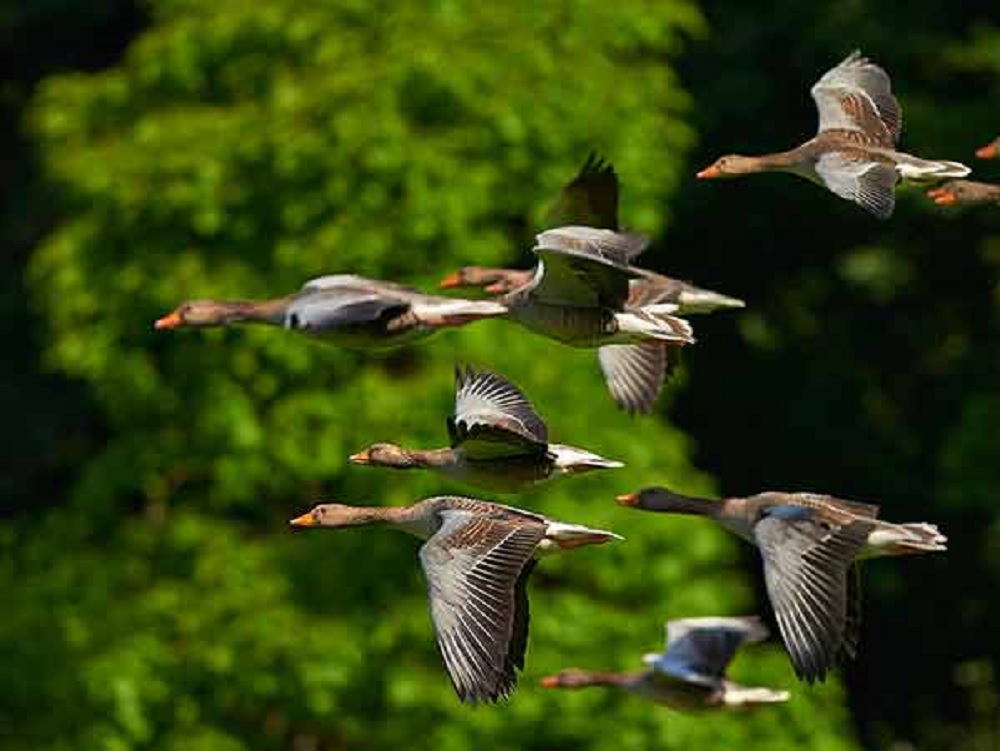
[349, 366, 622, 493]
[698, 51, 970, 218]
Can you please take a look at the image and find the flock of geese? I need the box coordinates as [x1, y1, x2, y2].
[154, 51, 984, 708]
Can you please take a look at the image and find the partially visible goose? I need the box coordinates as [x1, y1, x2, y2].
[444, 156, 720, 413]
[440, 266, 535, 295]
[927, 180, 1000, 207]
[440, 265, 745, 315]
[500, 157, 702, 412]
[440, 265, 742, 415]
[977, 136, 1000, 160]
[154, 274, 506, 348]
[540, 616, 789, 710]
[290, 496, 622, 703]
[616, 486, 946, 683]
[350, 366, 623, 493]
[697, 51, 970, 218]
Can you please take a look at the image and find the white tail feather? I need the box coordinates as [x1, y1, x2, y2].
[614, 310, 694, 344]
[866, 521, 947, 555]
[722, 684, 791, 706]
[896, 156, 971, 182]
[548, 444, 624, 471]
[536, 521, 623, 555]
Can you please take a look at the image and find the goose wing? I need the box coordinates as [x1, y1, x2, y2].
[448, 367, 548, 458]
[531, 226, 647, 308]
[419, 510, 546, 703]
[753, 509, 874, 683]
[546, 152, 620, 230]
[811, 50, 901, 146]
[598, 342, 680, 414]
[814, 152, 898, 219]
[646, 616, 769, 686]
[285, 288, 409, 332]
[301, 274, 418, 296]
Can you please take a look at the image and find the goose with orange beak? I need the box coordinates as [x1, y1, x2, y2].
[541, 616, 789, 710]
[289, 494, 621, 703]
[616, 485, 946, 684]
[154, 274, 506, 348]
[697, 51, 969, 218]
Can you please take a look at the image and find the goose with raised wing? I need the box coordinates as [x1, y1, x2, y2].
[350, 366, 623, 493]
[498, 226, 694, 412]
[441, 265, 744, 314]
[154, 274, 506, 348]
[290, 496, 622, 703]
[697, 51, 970, 218]
[616, 486, 946, 683]
[541, 616, 789, 710]
[928, 180, 1000, 207]
[448, 155, 698, 413]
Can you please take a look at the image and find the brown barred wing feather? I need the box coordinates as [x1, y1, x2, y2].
[418, 511, 545, 703]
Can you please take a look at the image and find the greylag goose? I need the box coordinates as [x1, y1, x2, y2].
[443, 155, 739, 412]
[479, 156, 700, 412]
[697, 50, 970, 219]
[927, 180, 1000, 207]
[440, 267, 535, 295]
[540, 616, 789, 710]
[290, 496, 622, 703]
[497, 226, 695, 413]
[616, 486, 946, 683]
[440, 265, 744, 315]
[154, 274, 506, 348]
[350, 366, 623, 493]
[977, 137, 1000, 160]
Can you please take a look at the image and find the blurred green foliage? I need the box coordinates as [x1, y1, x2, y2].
[4, 0, 1000, 750]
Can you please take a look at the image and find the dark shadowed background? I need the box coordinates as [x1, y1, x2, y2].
[1, 1, 997, 749]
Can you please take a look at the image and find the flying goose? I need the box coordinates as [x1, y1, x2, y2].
[616, 486, 946, 683]
[697, 51, 970, 218]
[155, 274, 506, 348]
[349, 366, 623, 493]
[290, 495, 622, 703]
[541, 616, 789, 710]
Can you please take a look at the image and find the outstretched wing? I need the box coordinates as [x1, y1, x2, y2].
[597, 343, 673, 414]
[811, 50, 901, 146]
[546, 152, 620, 231]
[647, 616, 769, 686]
[754, 511, 874, 684]
[815, 152, 898, 219]
[285, 289, 408, 332]
[301, 274, 418, 296]
[419, 510, 545, 703]
[448, 367, 548, 458]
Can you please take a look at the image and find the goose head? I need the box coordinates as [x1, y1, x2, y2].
[349, 442, 417, 468]
[696, 155, 764, 179]
[155, 300, 232, 329]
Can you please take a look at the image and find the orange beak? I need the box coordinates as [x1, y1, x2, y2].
[539, 675, 561, 689]
[927, 187, 957, 206]
[348, 451, 371, 465]
[975, 144, 998, 160]
[615, 492, 639, 506]
[289, 511, 317, 527]
[154, 310, 184, 330]
[696, 165, 722, 179]
[439, 272, 463, 289]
